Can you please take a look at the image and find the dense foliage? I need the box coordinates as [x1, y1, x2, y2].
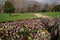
[3, 1, 15, 15]
[53, 5, 60, 12]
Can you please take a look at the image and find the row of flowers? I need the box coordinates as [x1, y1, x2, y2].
[0, 18, 54, 40]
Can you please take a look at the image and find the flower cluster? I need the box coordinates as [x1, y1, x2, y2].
[0, 18, 54, 40]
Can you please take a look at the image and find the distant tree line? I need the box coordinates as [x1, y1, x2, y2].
[0, 0, 60, 14]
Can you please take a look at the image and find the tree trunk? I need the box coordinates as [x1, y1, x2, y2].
[9, 13, 11, 16]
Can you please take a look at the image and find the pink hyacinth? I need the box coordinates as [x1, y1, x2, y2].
[2, 33, 6, 38]
[32, 33, 36, 38]
[5, 27, 8, 31]
[13, 35, 16, 39]
[10, 31, 13, 36]
[10, 31, 13, 34]
[18, 38, 25, 40]
[24, 20, 29, 24]
[0, 23, 3, 27]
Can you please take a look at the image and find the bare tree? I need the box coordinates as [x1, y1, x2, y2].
[9, 0, 28, 13]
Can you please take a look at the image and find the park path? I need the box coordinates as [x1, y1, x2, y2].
[34, 13, 52, 18]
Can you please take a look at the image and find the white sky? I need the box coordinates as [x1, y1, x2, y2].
[30, 0, 60, 3]
[0, 0, 60, 4]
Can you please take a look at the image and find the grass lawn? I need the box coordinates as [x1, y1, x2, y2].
[40, 12, 60, 18]
[0, 12, 60, 22]
[0, 13, 37, 22]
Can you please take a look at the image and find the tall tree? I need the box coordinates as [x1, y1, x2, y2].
[3, 0, 15, 16]
[53, 4, 60, 12]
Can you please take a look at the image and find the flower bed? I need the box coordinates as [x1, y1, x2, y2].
[0, 18, 55, 40]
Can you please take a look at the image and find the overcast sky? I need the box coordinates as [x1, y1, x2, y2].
[0, 0, 5, 4]
[29, 0, 60, 4]
[0, 0, 60, 4]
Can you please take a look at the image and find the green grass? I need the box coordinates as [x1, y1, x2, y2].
[40, 12, 60, 18]
[0, 12, 60, 22]
[0, 13, 37, 22]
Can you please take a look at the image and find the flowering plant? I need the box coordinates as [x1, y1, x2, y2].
[0, 18, 52, 40]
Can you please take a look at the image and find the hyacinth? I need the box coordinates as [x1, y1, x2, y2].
[0, 28, 4, 30]
[0, 18, 53, 40]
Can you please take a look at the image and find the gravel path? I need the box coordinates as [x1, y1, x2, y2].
[34, 13, 52, 18]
